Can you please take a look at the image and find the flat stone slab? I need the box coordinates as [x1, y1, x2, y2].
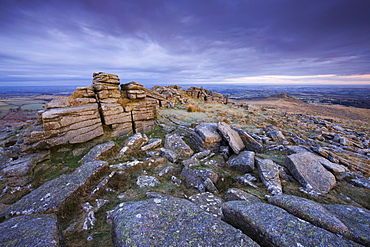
[268, 194, 349, 236]
[111, 196, 259, 246]
[4, 161, 108, 218]
[0, 214, 63, 246]
[223, 201, 359, 247]
[218, 122, 245, 154]
[79, 141, 117, 164]
[285, 152, 336, 193]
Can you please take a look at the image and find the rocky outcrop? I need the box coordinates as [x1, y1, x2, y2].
[0, 214, 63, 246]
[111, 196, 258, 246]
[222, 201, 359, 247]
[3, 161, 108, 218]
[78, 141, 118, 164]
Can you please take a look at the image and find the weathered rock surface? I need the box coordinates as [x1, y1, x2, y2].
[3, 161, 108, 218]
[190, 123, 222, 152]
[218, 121, 245, 154]
[256, 158, 282, 195]
[227, 151, 255, 173]
[268, 194, 349, 236]
[111, 196, 258, 246]
[165, 133, 194, 157]
[79, 141, 118, 164]
[1, 152, 49, 192]
[188, 192, 224, 217]
[181, 167, 218, 192]
[324, 204, 370, 246]
[234, 128, 263, 153]
[224, 188, 262, 203]
[136, 175, 161, 188]
[223, 201, 359, 247]
[285, 152, 336, 193]
[0, 214, 63, 247]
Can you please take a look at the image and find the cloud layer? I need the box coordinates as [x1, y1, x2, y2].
[1, 0, 370, 85]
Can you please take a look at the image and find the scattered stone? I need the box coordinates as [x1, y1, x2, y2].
[224, 188, 262, 203]
[218, 122, 245, 154]
[223, 201, 359, 247]
[235, 174, 258, 188]
[256, 158, 282, 195]
[171, 176, 182, 186]
[227, 151, 255, 173]
[204, 177, 219, 194]
[110, 159, 143, 170]
[219, 145, 230, 159]
[111, 196, 258, 246]
[136, 175, 160, 188]
[285, 152, 336, 193]
[181, 156, 200, 167]
[181, 167, 218, 192]
[160, 148, 179, 163]
[324, 204, 370, 246]
[233, 128, 263, 153]
[0, 214, 63, 247]
[79, 141, 118, 164]
[267, 194, 349, 236]
[192, 150, 211, 160]
[158, 166, 175, 177]
[4, 161, 108, 217]
[140, 138, 162, 151]
[121, 133, 149, 153]
[267, 130, 286, 142]
[188, 192, 224, 217]
[164, 133, 194, 157]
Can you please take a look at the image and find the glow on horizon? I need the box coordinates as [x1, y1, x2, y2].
[209, 74, 370, 85]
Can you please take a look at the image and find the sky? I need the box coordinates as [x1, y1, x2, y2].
[1, 0, 370, 86]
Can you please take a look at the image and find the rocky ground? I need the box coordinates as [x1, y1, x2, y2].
[0, 87, 369, 246]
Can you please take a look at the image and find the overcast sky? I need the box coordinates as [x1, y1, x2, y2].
[1, 0, 370, 86]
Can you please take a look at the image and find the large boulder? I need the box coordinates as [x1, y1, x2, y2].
[0, 214, 63, 247]
[218, 122, 245, 154]
[111, 196, 259, 246]
[324, 204, 370, 246]
[256, 158, 282, 195]
[285, 152, 336, 193]
[227, 151, 255, 173]
[3, 161, 108, 218]
[267, 194, 349, 236]
[189, 123, 222, 152]
[164, 133, 194, 157]
[223, 201, 359, 247]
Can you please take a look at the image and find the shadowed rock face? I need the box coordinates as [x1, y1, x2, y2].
[0, 214, 63, 247]
[111, 196, 259, 247]
[3, 161, 108, 218]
